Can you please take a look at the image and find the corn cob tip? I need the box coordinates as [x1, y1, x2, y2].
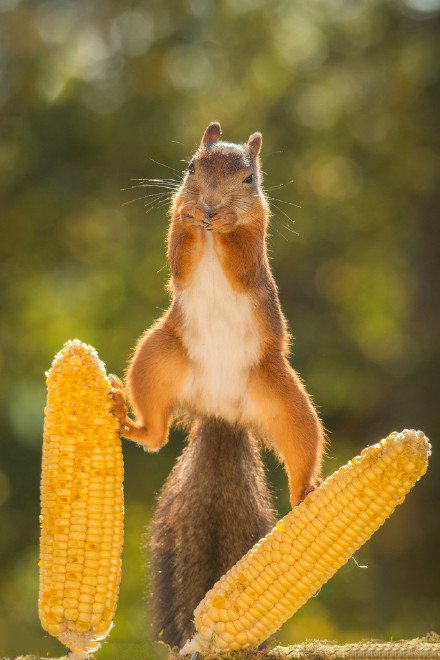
[180, 429, 430, 655]
[46, 339, 108, 382]
[399, 428, 431, 456]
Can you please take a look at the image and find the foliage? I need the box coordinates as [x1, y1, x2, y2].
[0, 0, 439, 658]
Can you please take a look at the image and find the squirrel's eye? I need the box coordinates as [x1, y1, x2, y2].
[188, 161, 195, 174]
[243, 173, 253, 184]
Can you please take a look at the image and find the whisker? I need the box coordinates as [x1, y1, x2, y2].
[273, 203, 299, 236]
[143, 193, 171, 208]
[143, 195, 173, 217]
[281, 222, 299, 235]
[122, 187, 176, 196]
[144, 190, 172, 201]
[130, 177, 180, 184]
[122, 191, 170, 207]
[268, 196, 301, 208]
[122, 192, 174, 203]
[266, 179, 295, 191]
[122, 194, 161, 207]
[272, 224, 289, 241]
[266, 150, 284, 156]
[122, 183, 179, 191]
[148, 157, 183, 176]
[155, 200, 172, 211]
[270, 201, 297, 229]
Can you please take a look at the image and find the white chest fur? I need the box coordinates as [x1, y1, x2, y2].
[178, 233, 260, 422]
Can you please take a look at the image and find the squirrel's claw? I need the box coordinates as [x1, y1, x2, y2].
[109, 373, 124, 389]
[299, 478, 323, 502]
[108, 374, 128, 435]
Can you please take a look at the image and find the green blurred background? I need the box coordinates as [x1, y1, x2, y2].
[0, 0, 439, 657]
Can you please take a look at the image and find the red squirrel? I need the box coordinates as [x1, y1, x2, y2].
[111, 122, 326, 647]
[112, 121, 325, 508]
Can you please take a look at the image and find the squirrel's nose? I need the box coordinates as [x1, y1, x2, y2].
[201, 195, 221, 216]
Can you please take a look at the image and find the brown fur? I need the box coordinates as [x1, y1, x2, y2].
[115, 122, 325, 505]
[110, 122, 326, 648]
[149, 418, 275, 649]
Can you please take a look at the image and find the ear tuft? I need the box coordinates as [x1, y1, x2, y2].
[247, 131, 262, 157]
[201, 122, 222, 147]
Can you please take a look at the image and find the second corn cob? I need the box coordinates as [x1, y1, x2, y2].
[39, 340, 124, 657]
[181, 429, 430, 655]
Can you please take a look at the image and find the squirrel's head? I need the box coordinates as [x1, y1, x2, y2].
[173, 121, 268, 223]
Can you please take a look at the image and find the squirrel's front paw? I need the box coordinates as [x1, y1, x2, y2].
[177, 203, 206, 228]
[209, 209, 239, 233]
[109, 374, 128, 435]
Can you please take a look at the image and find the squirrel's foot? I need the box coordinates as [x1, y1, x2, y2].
[122, 419, 167, 453]
[290, 477, 323, 508]
[109, 378, 168, 452]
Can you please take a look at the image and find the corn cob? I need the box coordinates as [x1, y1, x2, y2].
[39, 339, 124, 657]
[181, 429, 430, 655]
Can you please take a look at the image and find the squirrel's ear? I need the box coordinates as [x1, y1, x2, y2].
[247, 132, 262, 157]
[201, 121, 222, 147]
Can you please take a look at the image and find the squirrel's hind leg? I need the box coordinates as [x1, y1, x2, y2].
[123, 324, 189, 452]
[249, 352, 325, 508]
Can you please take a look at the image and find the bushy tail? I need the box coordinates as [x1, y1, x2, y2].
[149, 417, 276, 649]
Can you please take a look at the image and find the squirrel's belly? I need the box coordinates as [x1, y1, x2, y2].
[177, 238, 260, 422]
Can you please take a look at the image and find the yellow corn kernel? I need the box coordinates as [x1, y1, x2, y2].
[39, 340, 124, 655]
[181, 429, 430, 655]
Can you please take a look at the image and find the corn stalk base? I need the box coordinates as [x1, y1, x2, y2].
[275, 633, 440, 659]
[174, 633, 440, 659]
